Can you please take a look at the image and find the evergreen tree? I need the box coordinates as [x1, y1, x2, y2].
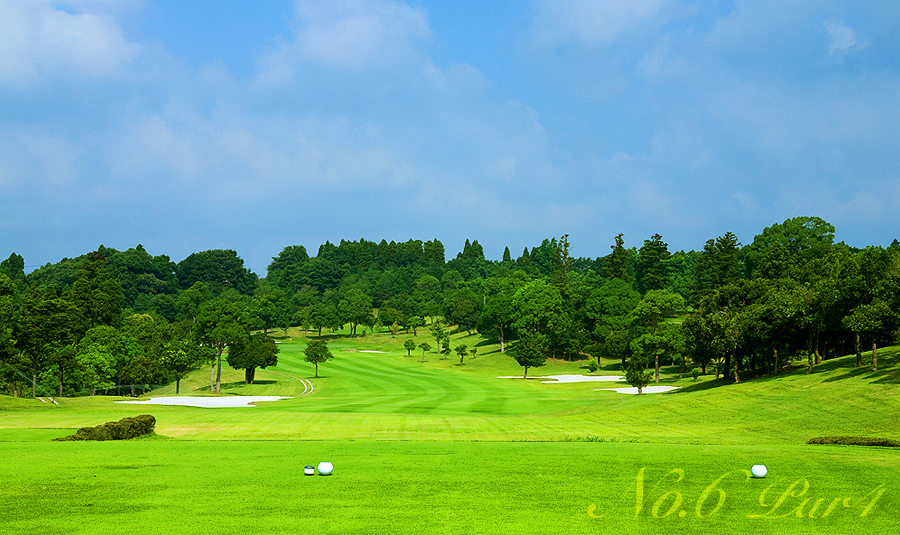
[636, 234, 671, 293]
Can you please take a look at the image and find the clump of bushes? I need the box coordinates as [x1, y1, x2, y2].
[54, 415, 156, 441]
[807, 436, 900, 447]
[691, 368, 701, 380]
[587, 359, 600, 373]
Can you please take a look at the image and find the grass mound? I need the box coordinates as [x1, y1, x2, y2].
[54, 414, 156, 441]
[807, 436, 900, 447]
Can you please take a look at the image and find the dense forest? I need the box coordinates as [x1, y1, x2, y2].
[1, 216, 898, 397]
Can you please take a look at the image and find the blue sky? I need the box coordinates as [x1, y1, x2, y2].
[2, 0, 898, 275]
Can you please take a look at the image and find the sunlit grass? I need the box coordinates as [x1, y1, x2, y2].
[2, 330, 898, 534]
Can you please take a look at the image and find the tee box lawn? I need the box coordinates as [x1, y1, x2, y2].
[1, 328, 898, 534]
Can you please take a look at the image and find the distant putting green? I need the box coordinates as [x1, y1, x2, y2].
[1, 329, 898, 534]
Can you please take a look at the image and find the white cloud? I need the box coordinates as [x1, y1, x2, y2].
[0, 0, 141, 87]
[287, 0, 430, 69]
[823, 18, 861, 58]
[531, 0, 671, 47]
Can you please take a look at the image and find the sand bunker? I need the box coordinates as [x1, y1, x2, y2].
[116, 396, 290, 408]
[498, 374, 678, 394]
[497, 374, 624, 383]
[359, 350, 387, 353]
[598, 386, 680, 395]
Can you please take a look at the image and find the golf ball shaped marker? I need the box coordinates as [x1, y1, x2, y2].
[751, 465, 767, 478]
[318, 461, 334, 475]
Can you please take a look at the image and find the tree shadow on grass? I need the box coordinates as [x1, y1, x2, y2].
[821, 352, 899, 384]
[668, 377, 733, 394]
[193, 380, 280, 392]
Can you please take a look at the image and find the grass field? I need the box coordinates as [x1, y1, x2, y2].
[2, 327, 899, 534]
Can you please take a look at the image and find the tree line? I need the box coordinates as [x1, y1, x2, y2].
[1, 216, 898, 397]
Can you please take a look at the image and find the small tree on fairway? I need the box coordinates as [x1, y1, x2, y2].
[304, 340, 334, 378]
[407, 316, 424, 336]
[625, 356, 653, 394]
[430, 321, 446, 347]
[161, 338, 213, 394]
[404, 339, 416, 356]
[511, 332, 548, 378]
[469, 346, 478, 359]
[418, 342, 431, 362]
[440, 338, 451, 359]
[454, 343, 468, 365]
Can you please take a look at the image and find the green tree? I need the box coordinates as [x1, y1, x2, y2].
[584, 278, 640, 351]
[76, 342, 117, 396]
[176, 249, 258, 295]
[412, 275, 442, 321]
[68, 252, 124, 329]
[193, 299, 248, 394]
[76, 325, 143, 396]
[691, 232, 742, 304]
[266, 245, 310, 293]
[0, 253, 25, 281]
[743, 216, 836, 282]
[624, 356, 653, 395]
[636, 234, 671, 293]
[303, 340, 334, 378]
[227, 333, 280, 384]
[454, 343, 468, 365]
[843, 301, 896, 371]
[161, 338, 212, 394]
[443, 287, 481, 334]
[604, 233, 634, 283]
[430, 322, 447, 348]
[404, 339, 417, 356]
[627, 290, 685, 383]
[248, 291, 289, 337]
[418, 342, 431, 362]
[511, 332, 548, 378]
[15, 288, 84, 397]
[307, 301, 339, 337]
[338, 287, 373, 336]
[406, 315, 424, 336]
[479, 271, 528, 353]
[176, 281, 212, 331]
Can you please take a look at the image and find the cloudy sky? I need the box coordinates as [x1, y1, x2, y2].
[1, 0, 898, 275]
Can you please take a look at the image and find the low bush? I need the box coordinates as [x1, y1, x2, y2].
[691, 368, 701, 380]
[806, 436, 900, 447]
[587, 359, 600, 373]
[54, 415, 156, 441]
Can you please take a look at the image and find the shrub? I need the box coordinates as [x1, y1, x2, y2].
[806, 436, 900, 447]
[691, 368, 701, 381]
[587, 359, 600, 373]
[54, 415, 156, 441]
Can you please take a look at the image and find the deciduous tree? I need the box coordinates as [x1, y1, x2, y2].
[193, 299, 248, 394]
[304, 340, 334, 378]
[227, 333, 279, 384]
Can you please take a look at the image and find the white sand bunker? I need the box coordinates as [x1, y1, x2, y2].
[359, 350, 387, 353]
[598, 386, 680, 395]
[497, 374, 624, 383]
[116, 396, 290, 408]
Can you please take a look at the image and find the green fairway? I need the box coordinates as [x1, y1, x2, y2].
[1, 440, 896, 535]
[1, 330, 899, 534]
